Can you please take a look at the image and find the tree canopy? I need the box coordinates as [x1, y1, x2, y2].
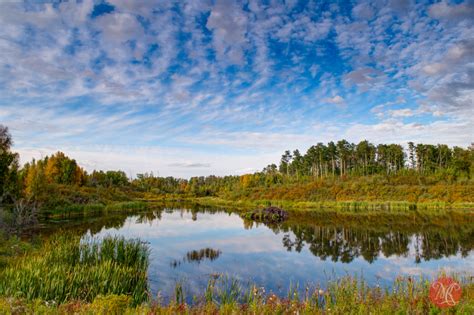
[0, 125, 19, 199]
[1, 123, 472, 207]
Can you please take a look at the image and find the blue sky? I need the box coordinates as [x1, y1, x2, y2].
[0, 0, 473, 177]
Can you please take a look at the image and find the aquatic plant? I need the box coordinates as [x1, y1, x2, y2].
[0, 235, 149, 306]
[206, 275, 242, 306]
[173, 281, 186, 306]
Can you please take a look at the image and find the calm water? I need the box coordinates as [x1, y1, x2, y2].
[45, 205, 474, 301]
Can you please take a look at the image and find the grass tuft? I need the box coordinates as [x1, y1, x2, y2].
[0, 234, 149, 306]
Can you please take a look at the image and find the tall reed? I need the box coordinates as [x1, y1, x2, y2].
[0, 235, 149, 306]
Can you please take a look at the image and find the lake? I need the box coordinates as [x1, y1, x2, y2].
[42, 204, 474, 302]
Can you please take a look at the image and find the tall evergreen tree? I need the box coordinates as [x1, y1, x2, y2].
[0, 125, 20, 199]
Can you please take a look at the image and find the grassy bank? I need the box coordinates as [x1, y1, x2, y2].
[150, 196, 474, 213]
[1, 235, 473, 314]
[0, 275, 472, 314]
[45, 201, 149, 217]
[0, 235, 149, 306]
[229, 177, 474, 204]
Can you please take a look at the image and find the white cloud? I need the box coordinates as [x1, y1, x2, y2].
[1, 1, 473, 177]
[168, 162, 211, 168]
[344, 67, 385, 91]
[428, 1, 474, 21]
[206, 0, 249, 65]
[388, 108, 414, 117]
[344, 118, 473, 146]
[322, 95, 344, 104]
[94, 12, 144, 45]
[422, 63, 445, 75]
[352, 3, 375, 20]
[15, 144, 280, 178]
[309, 64, 320, 78]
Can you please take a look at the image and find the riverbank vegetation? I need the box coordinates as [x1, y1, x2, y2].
[0, 235, 149, 306]
[1, 208, 472, 314]
[1, 235, 473, 314]
[1, 124, 473, 226]
[0, 268, 473, 314]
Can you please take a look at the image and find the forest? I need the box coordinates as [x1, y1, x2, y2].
[1, 124, 473, 220]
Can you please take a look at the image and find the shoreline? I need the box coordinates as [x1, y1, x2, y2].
[138, 195, 474, 212]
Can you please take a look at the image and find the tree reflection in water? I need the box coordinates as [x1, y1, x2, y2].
[170, 248, 222, 268]
[186, 248, 222, 263]
[262, 211, 473, 264]
[39, 203, 473, 265]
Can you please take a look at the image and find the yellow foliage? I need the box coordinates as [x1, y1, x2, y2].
[86, 295, 132, 315]
[240, 174, 253, 189]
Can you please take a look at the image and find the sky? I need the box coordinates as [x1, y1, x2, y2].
[0, 0, 473, 178]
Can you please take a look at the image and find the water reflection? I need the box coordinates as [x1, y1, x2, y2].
[41, 205, 474, 263]
[39, 204, 473, 301]
[247, 211, 474, 263]
[280, 227, 466, 264]
[186, 248, 222, 263]
[171, 248, 222, 268]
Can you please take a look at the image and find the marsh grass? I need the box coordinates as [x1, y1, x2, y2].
[0, 234, 149, 306]
[0, 234, 473, 314]
[1, 274, 472, 314]
[208, 275, 241, 306]
[189, 196, 474, 213]
[104, 201, 148, 212]
[46, 201, 148, 218]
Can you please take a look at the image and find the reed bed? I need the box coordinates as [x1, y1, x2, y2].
[0, 235, 149, 306]
[62, 203, 106, 215]
[190, 196, 474, 213]
[46, 201, 149, 218]
[104, 201, 148, 212]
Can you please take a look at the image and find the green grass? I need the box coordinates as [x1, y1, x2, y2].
[0, 274, 473, 314]
[0, 234, 39, 269]
[0, 234, 473, 313]
[60, 203, 106, 213]
[0, 234, 149, 306]
[104, 201, 148, 212]
[183, 196, 474, 213]
[45, 201, 149, 218]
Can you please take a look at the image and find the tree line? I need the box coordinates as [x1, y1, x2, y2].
[0, 124, 473, 205]
[275, 140, 472, 179]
